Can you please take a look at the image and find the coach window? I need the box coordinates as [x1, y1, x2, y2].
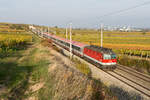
[65, 42, 67, 45]
[76, 46, 80, 51]
[78, 47, 81, 51]
[72, 45, 75, 49]
[66, 43, 69, 47]
[73, 45, 79, 51]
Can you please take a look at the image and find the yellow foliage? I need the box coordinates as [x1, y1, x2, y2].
[0, 34, 32, 48]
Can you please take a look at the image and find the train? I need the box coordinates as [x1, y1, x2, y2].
[36, 31, 117, 70]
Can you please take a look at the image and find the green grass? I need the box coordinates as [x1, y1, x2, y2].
[37, 73, 54, 100]
[73, 58, 91, 76]
[0, 47, 33, 99]
[0, 32, 32, 58]
[118, 55, 150, 75]
[0, 33, 51, 99]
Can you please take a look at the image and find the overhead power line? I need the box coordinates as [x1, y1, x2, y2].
[100, 1, 150, 18]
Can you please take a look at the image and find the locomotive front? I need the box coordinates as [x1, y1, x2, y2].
[102, 51, 117, 69]
[83, 45, 117, 70]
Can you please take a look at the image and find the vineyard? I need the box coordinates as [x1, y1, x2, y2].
[114, 49, 150, 59]
[0, 23, 29, 34]
[47, 27, 150, 59]
[0, 34, 32, 57]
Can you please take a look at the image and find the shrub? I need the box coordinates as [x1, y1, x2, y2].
[118, 55, 150, 75]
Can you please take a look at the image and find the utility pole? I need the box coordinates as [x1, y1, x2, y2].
[101, 24, 103, 47]
[70, 23, 72, 59]
[66, 27, 68, 39]
[41, 28, 43, 37]
[48, 26, 49, 33]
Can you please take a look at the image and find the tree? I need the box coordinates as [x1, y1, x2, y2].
[142, 30, 146, 35]
[54, 26, 58, 28]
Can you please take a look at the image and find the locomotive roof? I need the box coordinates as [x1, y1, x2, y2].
[85, 45, 115, 55]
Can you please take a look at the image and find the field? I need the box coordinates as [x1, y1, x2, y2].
[0, 34, 32, 45]
[0, 23, 28, 32]
[0, 23, 31, 47]
[47, 27, 150, 58]
[50, 28, 150, 50]
[0, 34, 32, 57]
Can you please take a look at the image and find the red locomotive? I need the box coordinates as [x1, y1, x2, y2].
[43, 32, 117, 70]
[83, 45, 116, 69]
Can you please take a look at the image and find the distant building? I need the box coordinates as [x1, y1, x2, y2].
[101, 25, 144, 32]
[29, 25, 36, 30]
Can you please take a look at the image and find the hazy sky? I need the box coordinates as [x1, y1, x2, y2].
[0, 0, 150, 28]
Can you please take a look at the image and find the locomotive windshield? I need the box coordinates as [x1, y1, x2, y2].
[103, 54, 111, 60]
[103, 54, 116, 59]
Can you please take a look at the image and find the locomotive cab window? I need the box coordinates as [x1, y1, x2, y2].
[103, 54, 111, 60]
[111, 54, 116, 59]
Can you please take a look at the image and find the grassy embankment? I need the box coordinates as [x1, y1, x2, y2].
[73, 58, 91, 76]
[0, 23, 51, 99]
[0, 30, 51, 99]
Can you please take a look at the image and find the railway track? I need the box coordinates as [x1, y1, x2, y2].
[104, 64, 150, 98]
[106, 71, 150, 98]
[116, 64, 150, 91]
[117, 64, 150, 81]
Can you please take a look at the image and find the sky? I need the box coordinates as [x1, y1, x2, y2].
[0, 0, 150, 28]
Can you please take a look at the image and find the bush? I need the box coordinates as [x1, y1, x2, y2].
[0, 34, 32, 57]
[118, 55, 150, 75]
[73, 58, 91, 77]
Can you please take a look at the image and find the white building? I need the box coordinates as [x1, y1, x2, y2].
[29, 25, 36, 30]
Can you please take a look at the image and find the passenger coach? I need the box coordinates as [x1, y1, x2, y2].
[43, 32, 117, 70]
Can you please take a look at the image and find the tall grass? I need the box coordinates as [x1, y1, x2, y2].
[0, 34, 51, 99]
[0, 34, 32, 57]
[118, 55, 150, 75]
[73, 58, 91, 76]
